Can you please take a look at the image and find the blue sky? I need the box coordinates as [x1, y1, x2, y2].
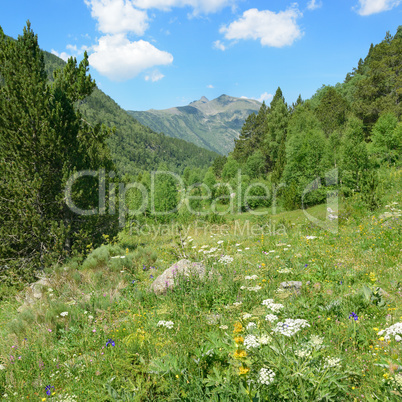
[1, 0, 401, 111]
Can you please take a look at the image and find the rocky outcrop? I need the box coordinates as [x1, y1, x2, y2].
[150, 259, 217, 295]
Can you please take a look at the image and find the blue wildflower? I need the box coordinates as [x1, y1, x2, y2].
[106, 339, 115, 347]
[45, 385, 55, 396]
[349, 312, 358, 321]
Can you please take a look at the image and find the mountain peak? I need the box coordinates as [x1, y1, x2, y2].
[200, 96, 209, 102]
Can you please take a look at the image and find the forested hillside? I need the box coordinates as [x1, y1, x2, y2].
[218, 26, 402, 211]
[43, 51, 218, 176]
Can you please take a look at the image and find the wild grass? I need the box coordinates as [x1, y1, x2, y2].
[0, 170, 401, 401]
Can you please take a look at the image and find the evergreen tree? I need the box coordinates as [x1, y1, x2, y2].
[263, 92, 289, 174]
[368, 113, 401, 166]
[221, 156, 240, 181]
[233, 102, 268, 163]
[0, 23, 116, 276]
[315, 87, 348, 135]
[245, 150, 265, 179]
[282, 106, 327, 207]
[212, 155, 227, 178]
[354, 29, 402, 130]
[339, 117, 370, 194]
[152, 163, 179, 222]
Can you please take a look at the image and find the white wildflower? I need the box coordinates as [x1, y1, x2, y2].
[247, 286, 261, 292]
[219, 325, 228, 330]
[217, 240, 224, 244]
[310, 335, 324, 347]
[273, 319, 310, 337]
[391, 373, 402, 389]
[60, 312, 68, 317]
[219, 255, 233, 264]
[242, 313, 253, 320]
[278, 268, 292, 274]
[324, 356, 341, 368]
[0, 364, 5, 370]
[265, 314, 279, 323]
[258, 334, 272, 345]
[377, 322, 402, 341]
[233, 302, 243, 306]
[246, 322, 257, 330]
[245, 275, 258, 280]
[157, 320, 174, 329]
[244, 334, 260, 349]
[305, 236, 317, 240]
[88, 315, 94, 321]
[258, 368, 275, 385]
[295, 349, 311, 358]
[262, 299, 284, 313]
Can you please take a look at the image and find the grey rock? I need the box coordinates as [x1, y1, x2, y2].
[16, 276, 53, 312]
[150, 259, 216, 295]
[280, 281, 302, 296]
[280, 281, 302, 290]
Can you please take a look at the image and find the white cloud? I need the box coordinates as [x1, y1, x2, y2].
[241, 93, 273, 103]
[213, 40, 226, 51]
[307, 0, 322, 10]
[220, 7, 303, 48]
[132, 0, 237, 14]
[355, 0, 401, 15]
[84, 0, 149, 35]
[207, 84, 214, 88]
[88, 34, 173, 81]
[51, 44, 91, 62]
[51, 50, 70, 62]
[145, 70, 165, 81]
[257, 92, 273, 103]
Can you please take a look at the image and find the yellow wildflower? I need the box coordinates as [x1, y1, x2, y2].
[233, 350, 247, 359]
[239, 366, 250, 375]
[234, 336, 244, 344]
[233, 322, 243, 334]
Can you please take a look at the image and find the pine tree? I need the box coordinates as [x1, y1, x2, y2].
[263, 91, 289, 174]
[339, 117, 370, 194]
[0, 23, 116, 276]
[315, 87, 348, 135]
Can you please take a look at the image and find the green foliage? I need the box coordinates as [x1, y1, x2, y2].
[315, 86, 348, 135]
[282, 108, 327, 207]
[353, 31, 402, 130]
[245, 150, 265, 179]
[0, 23, 117, 276]
[340, 117, 370, 194]
[369, 113, 401, 166]
[221, 156, 240, 181]
[152, 164, 179, 222]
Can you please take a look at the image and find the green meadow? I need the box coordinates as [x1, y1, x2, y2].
[0, 168, 401, 401]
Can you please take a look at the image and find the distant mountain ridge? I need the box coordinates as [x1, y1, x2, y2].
[127, 95, 262, 155]
[39, 50, 218, 176]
